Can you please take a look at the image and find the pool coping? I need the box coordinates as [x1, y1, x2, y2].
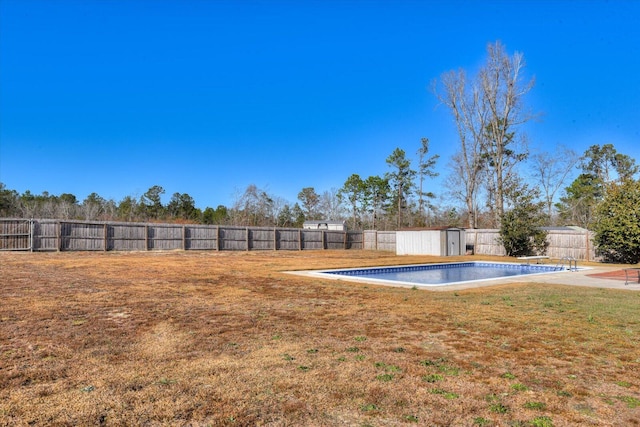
[288, 261, 584, 289]
[304, 261, 572, 288]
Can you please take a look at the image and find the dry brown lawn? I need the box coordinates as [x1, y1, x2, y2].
[1, 250, 639, 426]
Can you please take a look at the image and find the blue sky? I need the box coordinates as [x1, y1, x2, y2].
[1, 0, 639, 209]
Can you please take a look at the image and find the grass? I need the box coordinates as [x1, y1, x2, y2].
[530, 416, 554, 427]
[511, 383, 530, 392]
[490, 403, 509, 414]
[430, 388, 459, 399]
[422, 373, 444, 383]
[375, 373, 394, 382]
[524, 401, 547, 410]
[1, 250, 639, 425]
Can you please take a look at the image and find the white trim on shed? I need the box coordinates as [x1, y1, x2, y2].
[302, 221, 347, 231]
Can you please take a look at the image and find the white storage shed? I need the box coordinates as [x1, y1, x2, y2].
[396, 228, 465, 256]
[302, 220, 347, 231]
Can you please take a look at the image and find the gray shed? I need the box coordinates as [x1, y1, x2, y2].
[396, 228, 465, 256]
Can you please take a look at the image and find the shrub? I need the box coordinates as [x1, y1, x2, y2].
[593, 179, 640, 263]
[498, 185, 548, 257]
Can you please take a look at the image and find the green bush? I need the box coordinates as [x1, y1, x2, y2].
[498, 185, 548, 257]
[593, 179, 640, 264]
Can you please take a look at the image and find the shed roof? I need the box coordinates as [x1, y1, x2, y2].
[303, 220, 345, 225]
[540, 226, 588, 232]
[399, 226, 464, 231]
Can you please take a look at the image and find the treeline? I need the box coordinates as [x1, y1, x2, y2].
[0, 141, 637, 233]
[2, 42, 639, 238]
[0, 141, 444, 229]
[0, 181, 442, 230]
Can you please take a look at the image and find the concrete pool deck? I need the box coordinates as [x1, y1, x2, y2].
[433, 266, 640, 292]
[290, 265, 640, 292]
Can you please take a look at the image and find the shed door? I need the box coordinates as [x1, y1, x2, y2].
[446, 230, 461, 256]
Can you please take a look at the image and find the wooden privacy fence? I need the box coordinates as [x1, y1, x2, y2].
[0, 219, 597, 260]
[465, 228, 597, 261]
[0, 219, 365, 252]
[363, 230, 396, 251]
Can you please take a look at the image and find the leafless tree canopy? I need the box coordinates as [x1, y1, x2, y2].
[434, 41, 535, 228]
[530, 147, 579, 223]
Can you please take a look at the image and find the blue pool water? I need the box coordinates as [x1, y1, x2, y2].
[321, 262, 564, 286]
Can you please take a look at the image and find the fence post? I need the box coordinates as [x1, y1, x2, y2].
[298, 229, 302, 250]
[474, 231, 478, 256]
[103, 223, 108, 251]
[182, 225, 186, 251]
[273, 227, 277, 251]
[57, 221, 62, 252]
[29, 219, 34, 252]
[246, 227, 250, 251]
[585, 230, 590, 262]
[145, 225, 149, 251]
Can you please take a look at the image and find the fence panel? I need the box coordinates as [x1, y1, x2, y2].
[32, 219, 59, 251]
[109, 223, 147, 251]
[148, 224, 184, 250]
[185, 225, 218, 250]
[325, 231, 346, 249]
[276, 228, 301, 250]
[249, 228, 275, 250]
[546, 230, 595, 261]
[346, 231, 364, 249]
[363, 230, 377, 250]
[466, 229, 506, 256]
[363, 230, 396, 251]
[219, 227, 248, 251]
[61, 222, 105, 251]
[0, 219, 31, 251]
[301, 230, 323, 250]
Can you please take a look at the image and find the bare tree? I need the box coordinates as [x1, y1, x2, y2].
[231, 184, 275, 226]
[58, 193, 78, 219]
[318, 188, 344, 222]
[530, 146, 579, 223]
[434, 41, 535, 228]
[102, 199, 118, 221]
[443, 151, 481, 228]
[434, 69, 485, 228]
[479, 41, 535, 225]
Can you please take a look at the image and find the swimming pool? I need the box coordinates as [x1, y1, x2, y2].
[312, 262, 566, 287]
